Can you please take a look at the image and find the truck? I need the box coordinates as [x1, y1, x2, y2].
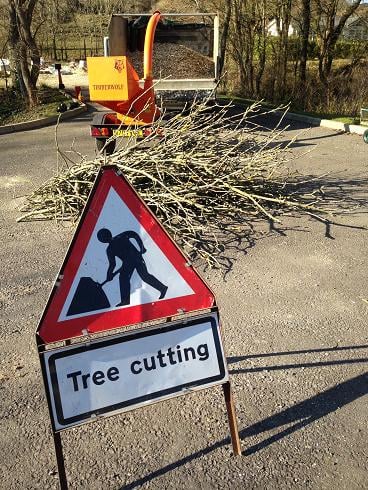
[87, 11, 220, 154]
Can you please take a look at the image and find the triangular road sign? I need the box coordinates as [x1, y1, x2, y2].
[37, 166, 215, 344]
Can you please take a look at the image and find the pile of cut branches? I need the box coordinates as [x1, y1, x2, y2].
[19, 100, 328, 266]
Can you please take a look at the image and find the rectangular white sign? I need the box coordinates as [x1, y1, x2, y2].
[42, 313, 228, 431]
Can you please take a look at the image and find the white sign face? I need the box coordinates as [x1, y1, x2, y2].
[60, 187, 194, 321]
[42, 313, 227, 431]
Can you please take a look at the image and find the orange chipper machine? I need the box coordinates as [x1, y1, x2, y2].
[87, 11, 162, 154]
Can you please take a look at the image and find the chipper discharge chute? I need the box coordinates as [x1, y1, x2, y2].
[87, 11, 162, 154]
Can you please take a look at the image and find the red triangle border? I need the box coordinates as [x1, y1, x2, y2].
[37, 166, 215, 344]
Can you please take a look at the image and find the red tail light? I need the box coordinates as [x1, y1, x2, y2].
[90, 127, 111, 137]
[91, 127, 101, 137]
[100, 127, 110, 136]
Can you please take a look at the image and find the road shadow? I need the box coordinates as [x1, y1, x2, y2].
[262, 130, 343, 150]
[120, 350, 368, 489]
[229, 345, 368, 456]
[240, 371, 368, 455]
[228, 354, 368, 375]
[286, 175, 368, 208]
[228, 343, 368, 363]
[192, 173, 368, 273]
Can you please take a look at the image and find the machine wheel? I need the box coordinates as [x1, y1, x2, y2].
[363, 129, 368, 144]
[96, 138, 116, 155]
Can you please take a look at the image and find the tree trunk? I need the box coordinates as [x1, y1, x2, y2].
[8, 1, 26, 96]
[316, 0, 362, 89]
[18, 42, 38, 106]
[53, 35, 57, 60]
[218, 0, 231, 76]
[8, 0, 40, 108]
[255, 0, 267, 97]
[299, 0, 311, 87]
[277, 0, 292, 99]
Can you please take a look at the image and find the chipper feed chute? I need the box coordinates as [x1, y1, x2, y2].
[87, 11, 162, 125]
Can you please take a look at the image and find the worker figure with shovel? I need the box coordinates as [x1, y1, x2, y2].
[97, 228, 168, 306]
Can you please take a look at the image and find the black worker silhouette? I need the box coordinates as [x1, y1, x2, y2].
[66, 229, 168, 317]
[97, 228, 168, 307]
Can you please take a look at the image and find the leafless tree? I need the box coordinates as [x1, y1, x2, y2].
[298, 0, 311, 87]
[313, 0, 362, 88]
[228, 0, 270, 96]
[218, 0, 231, 76]
[273, 0, 293, 98]
[7, 0, 41, 106]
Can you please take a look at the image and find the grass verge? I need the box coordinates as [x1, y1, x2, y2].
[218, 94, 361, 126]
[0, 86, 70, 126]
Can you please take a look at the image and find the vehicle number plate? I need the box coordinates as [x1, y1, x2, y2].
[113, 129, 144, 137]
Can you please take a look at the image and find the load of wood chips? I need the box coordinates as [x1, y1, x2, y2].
[19, 100, 330, 267]
[128, 43, 214, 79]
[152, 0, 208, 16]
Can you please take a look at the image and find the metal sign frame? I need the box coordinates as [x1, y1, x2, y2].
[35, 166, 241, 489]
[37, 308, 241, 489]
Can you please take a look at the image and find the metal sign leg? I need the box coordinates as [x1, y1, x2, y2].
[53, 432, 68, 489]
[222, 381, 242, 455]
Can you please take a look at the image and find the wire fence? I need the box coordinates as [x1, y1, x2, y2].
[40, 46, 104, 62]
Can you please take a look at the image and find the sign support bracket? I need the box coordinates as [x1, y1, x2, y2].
[50, 383, 241, 490]
[222, 381, 242, 456]
[53, 432, 68, 490]
[38, 314, 241, 489]
[57, 337, 70, 489]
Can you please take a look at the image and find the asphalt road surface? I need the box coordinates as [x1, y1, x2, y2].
[0, 107, 367, 489]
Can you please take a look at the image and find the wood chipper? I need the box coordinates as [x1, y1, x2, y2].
[87, 11, 219, 154]
[87, 11, 162, 154]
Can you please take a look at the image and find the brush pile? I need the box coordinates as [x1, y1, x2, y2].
[19, 100, 328, 266]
